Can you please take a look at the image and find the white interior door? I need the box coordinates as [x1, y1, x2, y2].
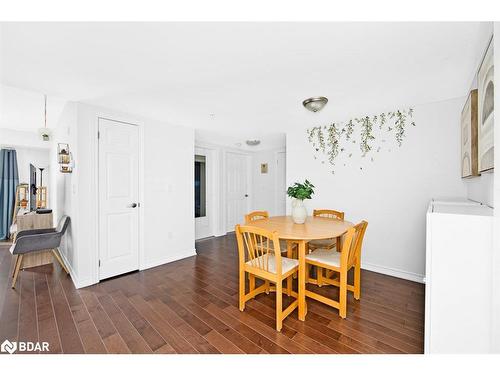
[276, 151, 286, 215]
[98, 118, 139, 280]
[226, 152, 249, 232]
[195, 147, 213, 239]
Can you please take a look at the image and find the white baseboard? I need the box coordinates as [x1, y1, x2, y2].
[62, 249, 197, 289]
[73, 276, 97, 289]
[58, 250, 96, 289]
[141, 249, 197, 271]
[361, 261, 425, 283]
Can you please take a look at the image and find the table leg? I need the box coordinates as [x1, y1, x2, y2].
[298, 240, 307, 321]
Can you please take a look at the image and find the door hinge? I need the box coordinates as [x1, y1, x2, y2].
[98, 260, 101, 267]
[97, 131, 100, 139]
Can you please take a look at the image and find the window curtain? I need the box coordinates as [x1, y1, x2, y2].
[0, 149, 19, 240]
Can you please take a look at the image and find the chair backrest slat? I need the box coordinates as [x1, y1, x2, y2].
[236, 224, 281, 274]
[313, 209, 345, 220]
[245, 211, 269, 224]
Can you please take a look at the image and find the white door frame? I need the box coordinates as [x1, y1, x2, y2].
[195, 146, 216, 239]
[223, 150, 252, 233]
[94, 115, 145, 282]
[274, 149, 286, 216]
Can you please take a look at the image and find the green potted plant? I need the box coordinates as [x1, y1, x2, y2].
[287, 179, 315, 224]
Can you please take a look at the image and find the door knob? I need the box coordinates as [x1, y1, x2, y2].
[128, 203, 138, 208]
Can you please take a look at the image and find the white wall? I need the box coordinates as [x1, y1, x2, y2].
[491, 22, 500, 354]
[0, 129, 51, 207]
[252, 149, 286, 216]
[142, 118, 195, 269]
[50, 102, 78, 277]
[15, 147, 50, 204]
[59, 103, 195, 288]
[0, 128, 52, 150]
[0, 84, 66, 131]
[15, 147, 49, 184]
[465, 173, 494, 206]
[287, 97, 467, 282]
[195, 135, 287, 238]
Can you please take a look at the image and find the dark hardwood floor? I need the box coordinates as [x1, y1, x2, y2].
[0, 235, 425, 354]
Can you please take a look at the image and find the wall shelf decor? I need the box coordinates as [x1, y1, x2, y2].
[58, 143, 74, 173]
[306, 107, 415, 173]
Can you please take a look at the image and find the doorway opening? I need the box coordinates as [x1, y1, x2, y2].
[195, 155, 207, 219]
[195, 147, 214, 240]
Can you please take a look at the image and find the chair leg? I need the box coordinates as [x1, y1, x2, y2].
[249, 274, 255, 296]
[336, 237, 342, 252]
[12, 255, 20, 277]
[317, 267, 323, 287]
[339, 270, 348, 318]
[239, 269, 246, 311]
[276, 280, 283, 332]
[288, 242, 298, 280]
[265, 280, 270, 294]
[11, 254, 23, 289]
[354, 262, 361, 300]
[286, 274, 292, 296]
[52, 249, 69, 274]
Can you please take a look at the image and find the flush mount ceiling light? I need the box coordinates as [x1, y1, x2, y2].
[246, 140, 261, 146]
[302, 96, 328, 112]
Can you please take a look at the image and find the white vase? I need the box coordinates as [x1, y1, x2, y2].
[292, 199, 307, 224]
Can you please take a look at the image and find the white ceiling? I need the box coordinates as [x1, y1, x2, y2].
[0, 22, 492, 136]
[196, 128, 285, 151]
[0, 84, 66, 131]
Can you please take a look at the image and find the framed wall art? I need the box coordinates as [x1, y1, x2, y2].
[461, 89, 479, 178]
[477, 36, 494, 172]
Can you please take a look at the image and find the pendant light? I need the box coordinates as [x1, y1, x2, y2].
[38, 94, 52, 141]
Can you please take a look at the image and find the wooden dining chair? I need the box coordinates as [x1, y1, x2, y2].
[244, 210, 298, 288]
[307, 209, 345, 285]
[308, 209, 345, 251]
[305, 220, 368, 318]
[235, 224, 299, 331]
[245, 210, 295, 255]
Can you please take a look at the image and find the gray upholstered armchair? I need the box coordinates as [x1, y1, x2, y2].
[10, 215, 71, 288]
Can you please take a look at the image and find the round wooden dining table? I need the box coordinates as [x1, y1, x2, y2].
[248, 215, 354, 320]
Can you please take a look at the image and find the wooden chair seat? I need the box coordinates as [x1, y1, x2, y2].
[246, 254, 298, 275]
[308, 238, 337, 251]
[306, 248, 341, 267]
